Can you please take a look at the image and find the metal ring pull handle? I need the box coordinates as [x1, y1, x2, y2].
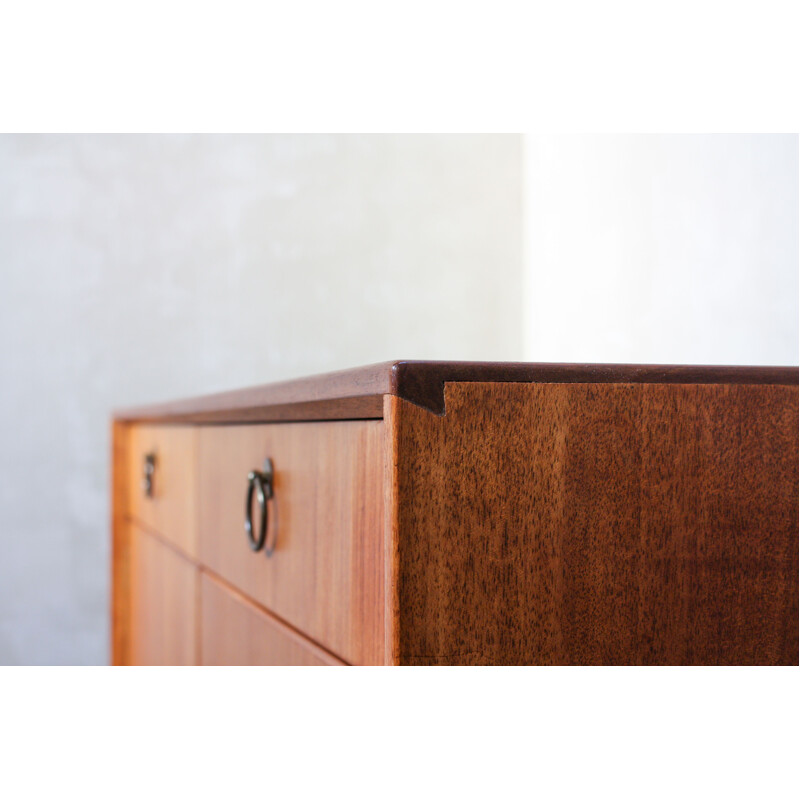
[245, 458, 275, 556]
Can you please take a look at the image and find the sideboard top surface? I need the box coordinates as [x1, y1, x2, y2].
[114, 360, 799, 424]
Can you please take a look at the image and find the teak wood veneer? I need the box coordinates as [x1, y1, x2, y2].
[112, 360, 799, 665]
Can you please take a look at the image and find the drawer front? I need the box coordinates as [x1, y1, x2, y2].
[128, 425, 198, 558]
[131, 524, 197, 666]
[200, 574, 343, 665]
[198, 421, 385, 665]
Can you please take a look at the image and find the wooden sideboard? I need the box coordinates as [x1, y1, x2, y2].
[111, 361, 799, 665]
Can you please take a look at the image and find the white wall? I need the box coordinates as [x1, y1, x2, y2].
[524, 134, 798, 365]
[0, 134, 523, 664]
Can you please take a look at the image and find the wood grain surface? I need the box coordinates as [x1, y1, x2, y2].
[130, 525, 198, 666]
[386, 382, 799, 665]
[198, 420, 386, 665]
[200, 573, 345, 665]
[112, 363, 798, 666]
[390, 362, 799, 415]
[115, 362, 395, 424]
[114, 361, 798, 424]
[127, 425, 199, 559]
[111, 421, 131, 665]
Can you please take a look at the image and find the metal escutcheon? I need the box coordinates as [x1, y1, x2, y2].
[245, 458, 275, 555]
[142, 452, 156, 498]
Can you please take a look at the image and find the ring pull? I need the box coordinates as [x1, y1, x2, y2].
[142, 452, 156, 498]
[245, 458, 275, 556]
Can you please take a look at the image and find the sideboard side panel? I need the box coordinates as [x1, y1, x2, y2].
[391, 382, 799, 665]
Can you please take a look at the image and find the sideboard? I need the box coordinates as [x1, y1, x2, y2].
[111, 361, 799, 665]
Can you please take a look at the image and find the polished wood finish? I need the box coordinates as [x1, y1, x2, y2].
[115, 360, 798, 424]
[198, 421, 386, 665]
[390, 361, 798, 415]
[127, 425, 198, 559]
[200, 573, 345, 666]
[112, 361, 799, 666]
[386, 382, 799, 665]
[116, 362, 396, 424]
[130, 525, 197, 666]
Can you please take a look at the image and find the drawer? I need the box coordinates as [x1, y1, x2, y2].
[128, 425, 198, 558]
[200, 573, 343, 665]
[198, 421, 385, 665]
[131, 524, 197, 666]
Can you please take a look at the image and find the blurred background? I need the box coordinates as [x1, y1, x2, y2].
[0, 133, 797, 665]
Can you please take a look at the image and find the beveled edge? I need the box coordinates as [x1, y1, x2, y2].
[391, 361, 800, 416]
[114, 360, 799, 423]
